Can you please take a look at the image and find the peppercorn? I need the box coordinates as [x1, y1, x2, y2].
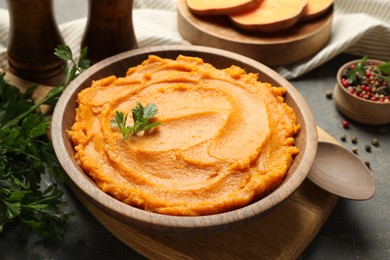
[365, 144, 371, 153]
[351, 136, 358, 144]
[352, 147, 358, 154]
[371, 138, 379, 147]
[340, 134, 347, 142]
[365, 161, 371, 169]
[342, 120, 350, 129]
[326, 92, 333, 99]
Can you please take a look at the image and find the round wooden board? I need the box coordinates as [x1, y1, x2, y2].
[73, 127, 338, 259]
[177, 0, 333, 67]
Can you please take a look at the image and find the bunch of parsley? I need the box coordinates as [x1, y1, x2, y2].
[0, 45, 89, 241]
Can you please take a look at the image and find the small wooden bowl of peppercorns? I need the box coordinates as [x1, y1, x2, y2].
[333, 56, 390, 125]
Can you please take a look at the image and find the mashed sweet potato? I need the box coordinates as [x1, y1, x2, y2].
[69, 55, 300, 216]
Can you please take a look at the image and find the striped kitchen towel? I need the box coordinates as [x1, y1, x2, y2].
[0, 0, 389, 80]
[278, 0, 390, 79]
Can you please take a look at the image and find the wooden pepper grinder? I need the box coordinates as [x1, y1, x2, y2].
[6, 0, 66, 85]
[81, 0, 138, 64]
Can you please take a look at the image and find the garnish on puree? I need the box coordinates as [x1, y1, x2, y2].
[69, 55, 300, 216]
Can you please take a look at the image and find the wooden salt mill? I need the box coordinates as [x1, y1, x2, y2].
[81, 0, 138, 64]
[6, 0, 65, 85]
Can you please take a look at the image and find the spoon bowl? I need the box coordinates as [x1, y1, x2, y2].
[308, 141, 375, 200]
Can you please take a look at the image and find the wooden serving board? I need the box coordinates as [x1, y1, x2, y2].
[73, 128, 338, 259]
[4, 71, 338, 259]
[177, 0, 333, 67]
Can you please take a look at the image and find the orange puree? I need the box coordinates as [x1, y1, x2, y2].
[69, 55, 300, 216]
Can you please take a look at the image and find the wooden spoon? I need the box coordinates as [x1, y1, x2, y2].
[308, 141, 375, 200]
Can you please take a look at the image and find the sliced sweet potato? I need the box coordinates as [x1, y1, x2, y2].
[303, 0, 333, 20]
[229, 0, 308, 32]
[186, 0, 260, 15]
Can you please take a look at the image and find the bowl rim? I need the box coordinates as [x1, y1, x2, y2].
[336, 58, 389, 105]
[51, 45, 318, 233]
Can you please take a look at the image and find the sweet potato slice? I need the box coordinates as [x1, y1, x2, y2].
[303, 0, 333, 20]
[229, 0, 308, 32]
[186, 0, 260, 15]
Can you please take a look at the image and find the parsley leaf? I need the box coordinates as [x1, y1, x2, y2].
[54, 44, 90, 87]
[111, 102, 161, 140]
[347, 55, 368, 83]
[377, 61, 390, 87]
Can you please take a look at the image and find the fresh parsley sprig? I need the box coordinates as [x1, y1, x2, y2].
[54, 44, 90, 86]
[347, 55, 368, 82]
[111, 102, 161, 140]
[377, 61, 390, 87]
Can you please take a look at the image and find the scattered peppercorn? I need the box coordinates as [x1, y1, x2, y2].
[371, 138, 380, 147]
[365, 161, 371, 169]
[351, 136, 358, 144]
[365, 144, 372, 152]
[326, 92, 333, 99]
[342, 120, 350, 129]
[352, 147, 358, 154]
[340, 134, 347, 142]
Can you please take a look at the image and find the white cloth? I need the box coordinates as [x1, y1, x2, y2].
[278, 0, 390, 79]
[1, 0, 389, 79]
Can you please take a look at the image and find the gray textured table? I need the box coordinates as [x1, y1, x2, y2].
[293, 54, 389, 260]
[0, 1, 389, 259]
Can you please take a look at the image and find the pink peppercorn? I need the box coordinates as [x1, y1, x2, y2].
[341, 78, 349, 87]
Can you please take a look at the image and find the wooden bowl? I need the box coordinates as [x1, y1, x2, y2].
[51, 45, 317, 235]
[333, 59, 390, 125]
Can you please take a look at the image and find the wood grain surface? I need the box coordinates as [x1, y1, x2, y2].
[177, 0, 333, 67]
[74, 127, 338, 259]
[2, 66, 338, 259]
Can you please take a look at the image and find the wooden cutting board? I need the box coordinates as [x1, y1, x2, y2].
[177, 0, 333, 67]
[4, 71, 338, 259]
